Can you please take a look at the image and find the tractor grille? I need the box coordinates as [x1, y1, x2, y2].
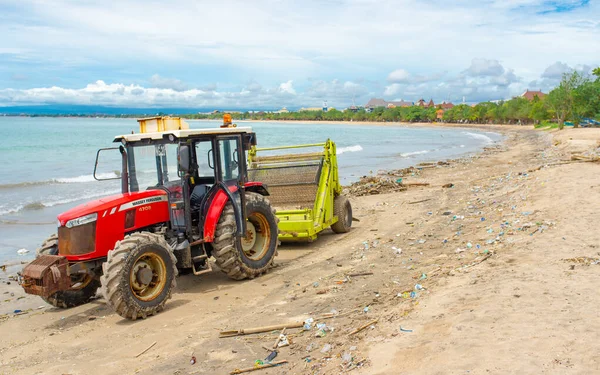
[248, 157, 322, 210]
[58, 222, 96, 255]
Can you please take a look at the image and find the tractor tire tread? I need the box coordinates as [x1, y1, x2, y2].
[100, 232, 177, 320]
[212, 193, 278, 281]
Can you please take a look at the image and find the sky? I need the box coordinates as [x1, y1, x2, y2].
[0, 0, 599, 110]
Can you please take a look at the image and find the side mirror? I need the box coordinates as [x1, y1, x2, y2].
[178, 145, 191, 173]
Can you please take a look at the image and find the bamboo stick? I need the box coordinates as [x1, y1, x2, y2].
[230, 360, 288, 374]
[349, 320, 378, 336]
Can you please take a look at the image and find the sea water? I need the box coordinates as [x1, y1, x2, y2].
[0, 117, 501, 262]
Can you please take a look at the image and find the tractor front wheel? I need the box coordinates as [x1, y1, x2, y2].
[213, 192, 279, 280]
[331, 195, 352, 234]
[100, 232, 177, 320]
[37, 234, 100, 308]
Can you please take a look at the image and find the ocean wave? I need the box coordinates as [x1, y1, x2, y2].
[0, 172, 119, 189]
[463, 132, 494, 144]
[400, 150, 430, 157]
[337, 145, 363, 155]
[0, 189, 121, 217]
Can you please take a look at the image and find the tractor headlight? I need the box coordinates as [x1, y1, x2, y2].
[65, 213, 98, 228]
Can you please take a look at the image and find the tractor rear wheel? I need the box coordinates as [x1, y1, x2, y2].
[213, 192, 279, 280]
[37, 234, 100, 308]
[331, 195, 352, 234]
[100, 232, 177, 320]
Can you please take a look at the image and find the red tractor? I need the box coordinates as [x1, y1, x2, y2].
[19, 119, 279, 320]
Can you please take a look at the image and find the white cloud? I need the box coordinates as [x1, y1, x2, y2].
[465, 59, 505, 77]
[149, 74, 188, 92]
[278, 80, 296, 95]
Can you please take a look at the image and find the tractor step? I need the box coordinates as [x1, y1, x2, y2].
[192, 254, 212, 276]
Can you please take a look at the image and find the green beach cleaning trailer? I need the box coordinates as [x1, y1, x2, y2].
[248, 139, 352, 242]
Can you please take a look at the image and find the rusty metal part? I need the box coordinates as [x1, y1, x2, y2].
[20, 255, 70, 297]
[58, 222, 96, 255]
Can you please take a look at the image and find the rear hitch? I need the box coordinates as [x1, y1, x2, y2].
[20, 255, 70, 298]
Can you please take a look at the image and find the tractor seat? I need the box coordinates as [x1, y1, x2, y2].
[190, 184, 212, 210]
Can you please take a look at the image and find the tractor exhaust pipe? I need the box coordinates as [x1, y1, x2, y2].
[119, 145, 129, 194]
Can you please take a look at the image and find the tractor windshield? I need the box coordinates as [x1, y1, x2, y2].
[127, 143, 180, 192]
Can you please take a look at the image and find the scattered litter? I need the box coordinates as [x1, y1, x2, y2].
[442, 183, 454, 188]
[392, 247, 402, 255]
[342, 352, 353, 363]
[312, 282, 319, 288]
[400, 327, 413, 333]
[420, 273, 427, 280]
[348, 272, 374, 277]
[414, 284, 424, 290]
[304, 318, 314, 331]
[363, 306, 370, 313]
[264, 350, 277, 362]
[16, 248, 29, 255]
[190, 356, 196, 365]
[320, 344, 332, 353]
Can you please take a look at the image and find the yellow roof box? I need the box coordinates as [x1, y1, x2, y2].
[137, 116, 190, 133]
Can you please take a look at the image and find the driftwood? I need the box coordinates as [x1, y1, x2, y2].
[348, 272, 374, 277]
[402, 182, 430, 187]
[230, 360, 288, 374]
[220, 322, 304, 338]
[408, 198, 432, 204]
[135, 341, 157, 358]
[348, 319, 379, 336]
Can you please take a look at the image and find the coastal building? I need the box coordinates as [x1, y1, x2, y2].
[365, 98, 413, 112]
[520, 89, 546, 101]
[275, 107, 289, 114]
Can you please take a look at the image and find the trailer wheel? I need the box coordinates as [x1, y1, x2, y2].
[37, 234, 100, 308]
[213, 192, 279, 280]
[101, 232, 177, 320]
[331, 195, 352, 234]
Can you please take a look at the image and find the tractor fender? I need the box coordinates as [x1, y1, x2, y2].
[203, 182, 269, 242]
[244, 182, 270, 196]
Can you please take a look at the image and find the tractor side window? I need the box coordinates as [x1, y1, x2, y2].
[194, 140, 214, 179]
[218, 138, 240, 182]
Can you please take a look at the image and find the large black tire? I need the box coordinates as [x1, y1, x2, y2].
[331, 195, 352, 234]
[100, 232, 177, 320]
[36, 234, 100, 308]
[213, 192, 279, 280]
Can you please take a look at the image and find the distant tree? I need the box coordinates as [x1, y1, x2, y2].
[547, 71, 588, 129]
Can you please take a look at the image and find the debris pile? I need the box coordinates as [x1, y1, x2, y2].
[346, 175, 407, 196]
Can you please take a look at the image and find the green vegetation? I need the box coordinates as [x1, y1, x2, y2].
[187, 67, 600, 127]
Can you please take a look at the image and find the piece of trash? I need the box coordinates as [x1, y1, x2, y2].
[304, 318, 314, 330]
[362, 241, 370, 250]
[363, 306, 370, 313]
[466, 242, 473, 249]
[480, 217, 486, 222]
[16, 248, 29, 255]
[420, 273, 427, 280]
[400, 327, 413, 332]
[320, 344, 332, 354]
[265, 350, 277, 362]
[417, 239, 426, 244]
[396, 178, 403, 184]
[13, 309, 22, 314]
[342, 352, 353, 363]
[277, 335, 289, 348]
[455, 248, 465, 253]
[415, 284, 424, 290]
[442, 183, 454, 188]
[190, 356, 197, 365]
[392, 246, 402, 255]
[410, 291, 417, 299]
[371, 240, 379, 248]
[254, 359, 264, 367]
[315, 329, 327, 338]
[312, 282, 319, 288]
[487, 228, 494, 233]
[442, 211, 452, 215]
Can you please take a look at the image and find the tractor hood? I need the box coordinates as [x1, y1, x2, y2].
[57, 190, 168, 226]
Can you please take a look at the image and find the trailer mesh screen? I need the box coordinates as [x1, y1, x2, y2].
[248, 159, 322, 210]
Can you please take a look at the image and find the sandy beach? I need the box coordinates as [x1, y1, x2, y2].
[1, 124, 599, 374]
